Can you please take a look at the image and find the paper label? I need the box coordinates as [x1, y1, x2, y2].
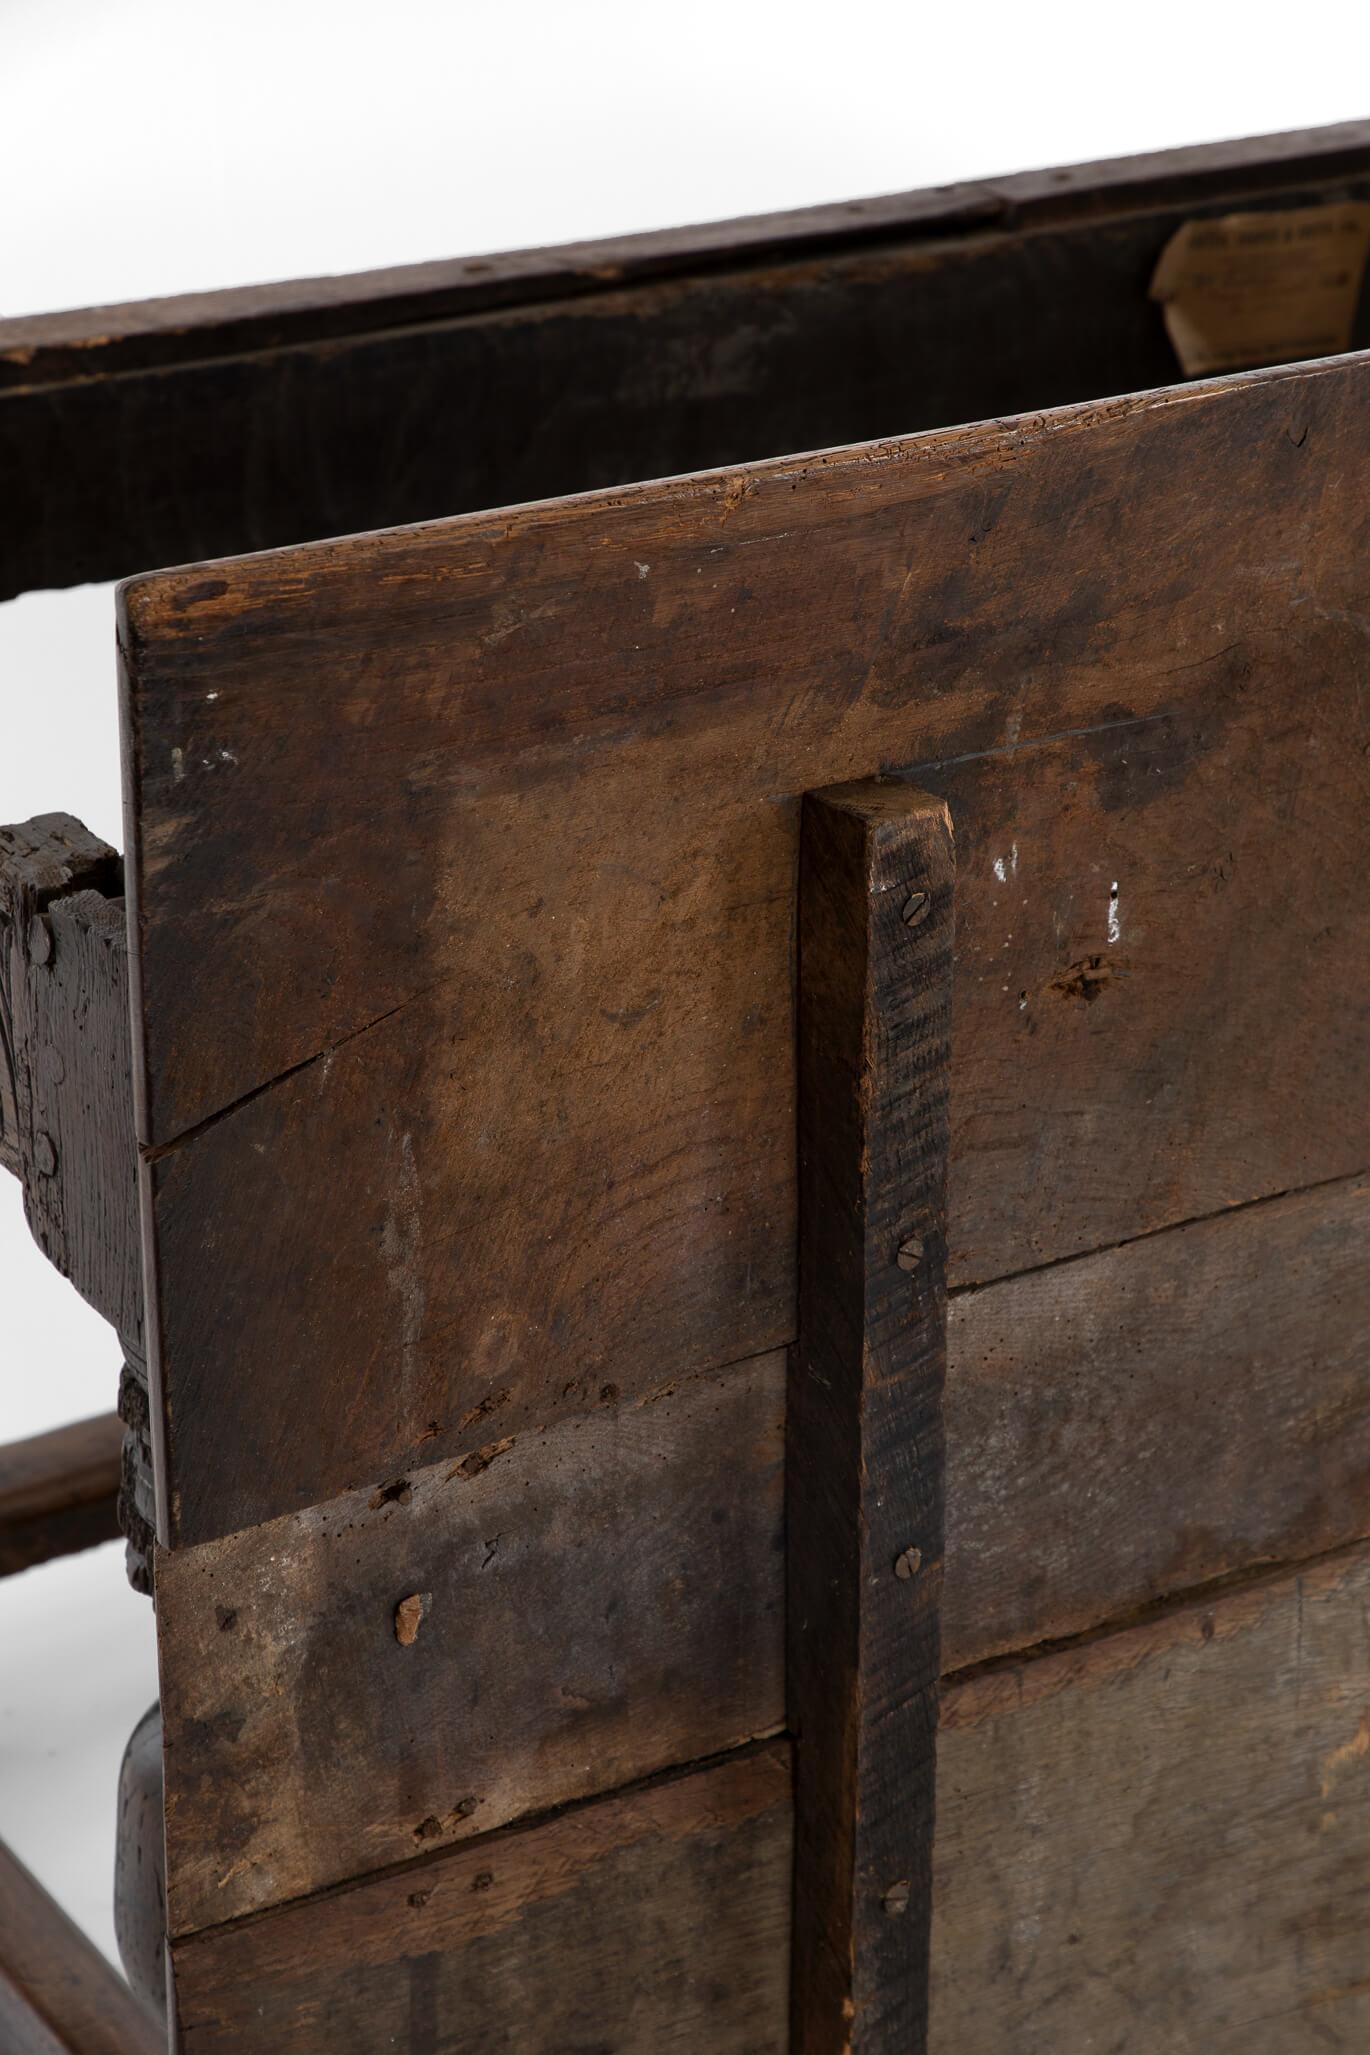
[1150, 202, 1370, 376]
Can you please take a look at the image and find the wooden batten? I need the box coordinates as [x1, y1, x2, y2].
[789, 785, 954, 2052]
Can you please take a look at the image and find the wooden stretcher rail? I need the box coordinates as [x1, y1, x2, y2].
[0, 1415, 123, 1578]
[0, 1836, 163, 2055]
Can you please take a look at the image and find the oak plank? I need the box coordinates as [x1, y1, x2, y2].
[156, 1357, 784, 1933]
[0, 1836, 163, 2055]
[789, 785, 953, 2053]
[169, 1742, 792, 2054]
[929, 1545, 1370, 2051]
[0, 1415, 123, 1578]
[123, 353, 1370, 1545]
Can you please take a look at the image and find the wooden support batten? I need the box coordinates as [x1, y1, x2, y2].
[790, 783, 955, 2053]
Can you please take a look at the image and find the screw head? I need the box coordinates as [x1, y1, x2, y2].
[27, 916, 53, 967]
[896, 1237, 924, 1273]
[894, 1546, 922, 1581]
[32, 1132, 57, 1178]
[901, 890, 931, 928]
[883, 1879, 912, 1917]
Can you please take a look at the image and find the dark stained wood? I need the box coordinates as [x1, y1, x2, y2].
[929, 1544, 1370, 2051]
[9, 129, 1370, 601]
[167, 1543, 1370, 2054]
[0, 1415, 123, 1578]
[149, 1166, 1370, 1933]
[122, 350, 1370, 1547]
[156, 1357, 784, 1933]
[789, 786, 953, 2053]
[168, 1740, 792, 2054]
[114, 1706, 166, 2024]
[0, 1835, 164, 2055]
[943, 1170, 1370, 1665]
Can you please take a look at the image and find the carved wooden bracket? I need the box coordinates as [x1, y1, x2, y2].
[0, 814, 151, 1590]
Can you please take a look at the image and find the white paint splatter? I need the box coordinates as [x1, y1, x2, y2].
[171, 747, 185, 781]
[1108, 881, 1121, 944]
[1011, 842, 1019, 874]
[993, 856, 1007, 883]
[635, 561, 651, 579]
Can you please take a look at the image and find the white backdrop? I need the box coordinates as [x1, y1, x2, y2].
[1, 0, 1366, 1972]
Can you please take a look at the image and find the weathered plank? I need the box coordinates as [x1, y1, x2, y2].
[0, 1415, 123, 1578]
[167, 1544, 1370, 2053]
[943, 1171, 1370, 1664]
[790, 785, 953, 2053]
[151, 1171, 1370, 1933]
[929, 1544, 1370, 2051]
[168, 1741, 793, 2054]
[123, 351, 1370, 1545]
[9, 129, 1370, 600]
[156, 1357, 784, 1933]
[0, 1836, 164, 2055]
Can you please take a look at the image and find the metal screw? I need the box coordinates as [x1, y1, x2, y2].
[883, 1879, 911, 1917]
[27, 916, 52, 967]
[32, 1132, 57, 1178]
[896, 1238, 923, 1273]
[894, 1546, 922, 1582]
[901, 891, 931, 928]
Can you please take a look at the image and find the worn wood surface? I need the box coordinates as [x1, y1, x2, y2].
[169, 1741, 792, 2054]
[943, 1170, 1370, 1664]
[0, 1835, 164, 2055]
[8, 128, 1370, 599]
[789, 787, 953, 2053]
[929, 1543, 1370, 2051]
[0, 1414, 122, 1578]
[167, 1544, 1370, 2053]
[149, 1167, 1370, 1933]
[122, 350, 1370, 1547]
[156, 1358, 784, 1932]
[114, 1705, 166, 2023]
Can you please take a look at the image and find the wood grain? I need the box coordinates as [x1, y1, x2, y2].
[169, 1741, 793, 2054]
[151, 1167, 1370, 1934]
[122, 352, 1370, 1546]
[0, 1835, 163, 2055]
[156, 1357, 784, 1933]
[0, 1415, 122, 1578]
[8, 128, 1370, 599]
[167, 1543, 1370, 2053]
[929, 1544, 1370, 2051]
[943, 1171, 1370, 1664]
[789, 786, 953, 2053]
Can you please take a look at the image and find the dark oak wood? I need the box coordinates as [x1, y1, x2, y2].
[122, 349, 1370, 1549]
[0, 1836, 164, 2055]
[166, 1541, 1370, 2053]
[789, 786, 953, 2053]
[155, 1357, 784, 1933]
[129, 1167, 1370, 1937]
[168, 1741, 793, 2053]
[9, 128, 1370, 601]
[1, 813, 149, 1587]
[0, 1415, 123, 1578]
[929, 1545, 1370, 2051]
